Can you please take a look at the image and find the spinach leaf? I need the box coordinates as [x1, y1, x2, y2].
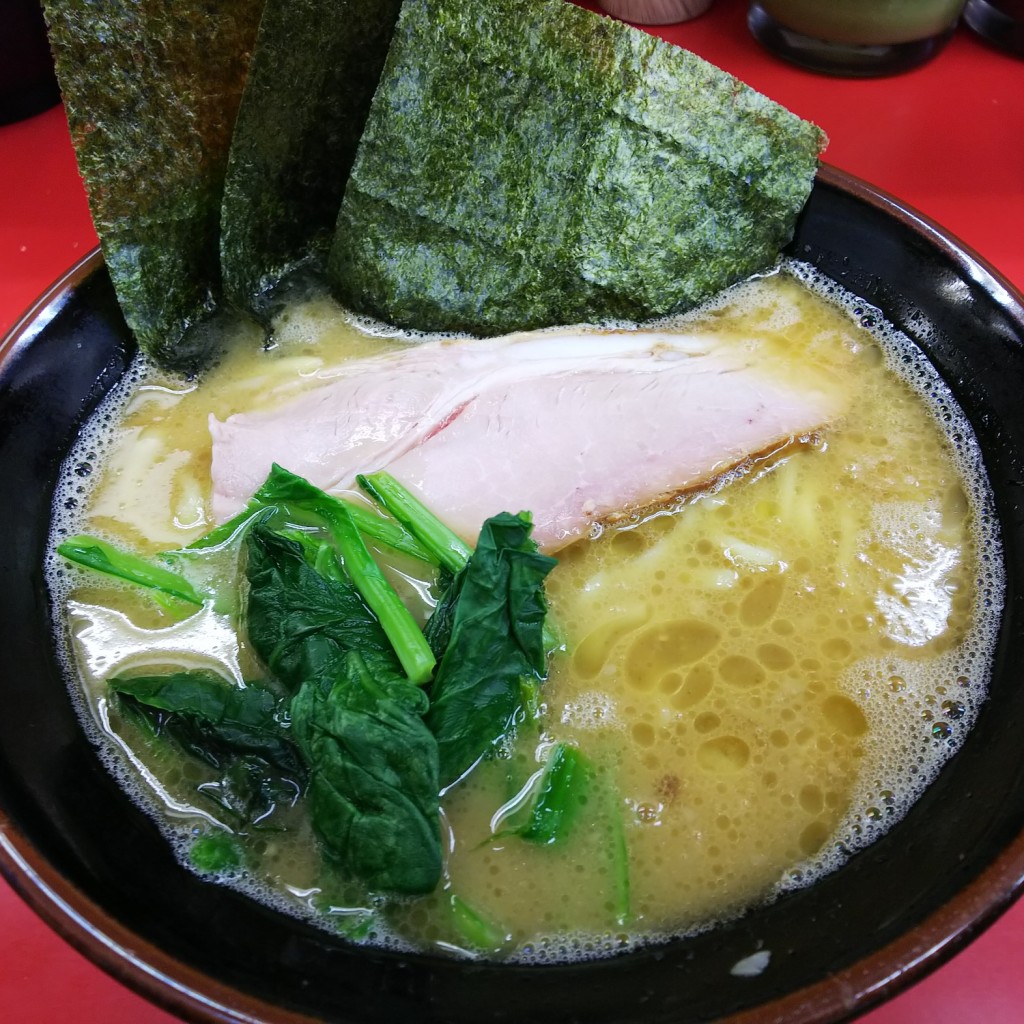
[425, 512, 556, 787]
[197, 755, 303, 828]
[59, 534, 206, 607]
[110, 670, 305, 827]
[308, 479, 436, 685]
[189, 832, 243, 874]
[447, 893, 510, 954]
[243, 521, 443, 892]
[513, 743, 590, 846]
[422, 564, 462, 660]
[109, 671, 303, 779]
[290, 651, 441, 895]
[244, 526, 400, 693]
[193, 463, 431, 562]
[237, 467, 436, 685]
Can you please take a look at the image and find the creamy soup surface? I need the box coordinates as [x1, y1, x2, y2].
[48, 264, 1002, 960]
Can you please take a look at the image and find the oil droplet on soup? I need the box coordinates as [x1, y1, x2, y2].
[47, 265, 1002, 961]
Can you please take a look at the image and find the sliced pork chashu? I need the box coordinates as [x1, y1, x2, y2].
[209, 328, 842, 551]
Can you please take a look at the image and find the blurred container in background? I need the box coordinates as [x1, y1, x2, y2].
[748, 0, 968, 76]
[598, 0, 714, 24]
[1, 1, 60, 125]
[964, 0, 1024, 55]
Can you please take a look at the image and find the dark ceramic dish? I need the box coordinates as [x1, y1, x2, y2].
[1, 165, 1023, 1024]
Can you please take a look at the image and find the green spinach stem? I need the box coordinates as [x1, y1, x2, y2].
[320, 501, 436, 685]
[58, 534, 205, 607]
[358, 471, 472, 573]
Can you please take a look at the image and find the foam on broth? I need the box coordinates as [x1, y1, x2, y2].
[45, 263, 1003, 960]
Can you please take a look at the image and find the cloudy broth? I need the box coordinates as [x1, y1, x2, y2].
[47, 264, 1001, 960]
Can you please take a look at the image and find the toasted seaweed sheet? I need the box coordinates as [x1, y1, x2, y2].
[47, 0, 826, 363]
[328, 0, 826, 335]
[220, 0, 404, 321]
[44, 0, 265, 369]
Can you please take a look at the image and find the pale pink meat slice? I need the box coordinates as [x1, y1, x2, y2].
[209, 347, 454, 521]
[209, 329, 840, 551]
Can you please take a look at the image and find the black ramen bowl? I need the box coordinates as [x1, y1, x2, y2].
[1, 165, 1023, 1024]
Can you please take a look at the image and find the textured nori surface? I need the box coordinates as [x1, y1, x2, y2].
[328, 0, 826, 335]
[219, 0, 404, 321]
[44, 0, 264, 369]
[47, 0, 825, 359]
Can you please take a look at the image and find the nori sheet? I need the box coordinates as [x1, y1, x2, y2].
[219, 0, 404, 321]
[328, 0, 827, 335]
[44, 0, 265, 369]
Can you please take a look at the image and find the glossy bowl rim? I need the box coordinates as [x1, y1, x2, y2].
[2, 162, 1023, 1024]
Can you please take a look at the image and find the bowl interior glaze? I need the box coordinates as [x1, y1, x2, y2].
[1, 166, 1023, 1024]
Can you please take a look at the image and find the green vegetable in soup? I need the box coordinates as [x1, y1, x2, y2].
[358, 471, 473, 574]
[329, 0, 826, 335]
[513, 742, 590, 846]
[290, 651, 442, 895]
[58, 535, 206, 608]
[189, 832, 244, 873]
[82, 465, 562, 899]
[109, 671, 304, 827]
[193, 463, 433, 564]
[244, 526, 402, 694]
[238, 466, 436, 683]
[447, 893, 510, 953]
[606, 783, 632, 927]
[425, 511, 557, 787]
[310, 483, 436, 685]
[108, 671, 302, 776]
[244, 525, 443, 893]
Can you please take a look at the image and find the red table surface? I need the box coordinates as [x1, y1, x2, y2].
[0, 2, 1021, 1022]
